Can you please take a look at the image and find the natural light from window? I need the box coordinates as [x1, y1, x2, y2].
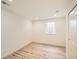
[46, 22, 56, 34]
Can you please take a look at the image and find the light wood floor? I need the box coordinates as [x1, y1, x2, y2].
[3, 42, 66, 59]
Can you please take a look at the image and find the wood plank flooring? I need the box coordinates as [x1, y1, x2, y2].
[3, 42, 66, 59]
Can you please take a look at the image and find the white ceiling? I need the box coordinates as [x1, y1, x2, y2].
[2, 0, 76, 20]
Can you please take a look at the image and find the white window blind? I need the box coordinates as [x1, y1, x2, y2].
[46, 22, 56, 34]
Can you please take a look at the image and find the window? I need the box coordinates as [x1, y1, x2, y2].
[46, 22, 56, 34]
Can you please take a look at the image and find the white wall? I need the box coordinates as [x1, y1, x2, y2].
[32, 17, 66, 47]
[1, 7, 32, 58]
[1, 7, 66, 58]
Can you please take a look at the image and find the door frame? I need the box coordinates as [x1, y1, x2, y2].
[68, 4, 77, 15]
[67, 4, 77, 59]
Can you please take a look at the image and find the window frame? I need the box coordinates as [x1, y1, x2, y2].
[45, 22, 56, 35]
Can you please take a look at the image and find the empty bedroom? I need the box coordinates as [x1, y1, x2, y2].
[1, 0, 77, 59]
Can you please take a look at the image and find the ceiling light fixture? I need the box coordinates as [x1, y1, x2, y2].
[8, 0, 13, 2]
[54, 14, 57, 17]
[53, 10, 59, 17]
[56, 10, 59, 13]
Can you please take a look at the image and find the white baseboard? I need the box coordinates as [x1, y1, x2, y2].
[2, 41, 32, 58]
